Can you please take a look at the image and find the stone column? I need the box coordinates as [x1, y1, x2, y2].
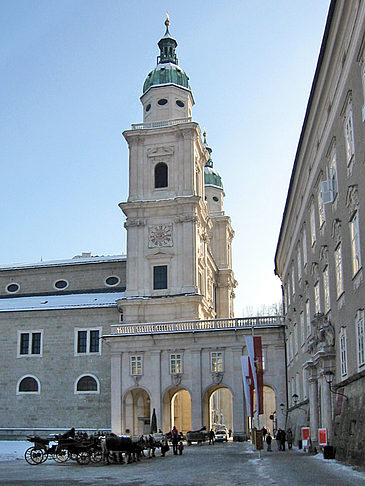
[308, 377, 318, 445]
[231, 347, 246, 440]
[321, 374, 333, 444]
[190, 349, 203, 430]
[149, 350, 162, 431]
[110, 351, 122, 435]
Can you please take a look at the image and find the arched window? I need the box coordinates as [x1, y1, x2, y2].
[17, 376, 40, 394]
[155, 163, 168, 188]
[75, 375, 99, 394]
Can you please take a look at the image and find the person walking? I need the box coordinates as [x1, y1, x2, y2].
[280, 429, 286, 451]
[266, 432, 272, 452]
[275, 429, 282, 450]
[178, 441, 184, 455]
[209, 429, 215, 445]
[286, 428, 293, 450]
[171, 426, 179, 455]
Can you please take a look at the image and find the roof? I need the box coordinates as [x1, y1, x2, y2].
[0, 255, 126, 272]
[0, 291, 125, 312]
[204, 166, 224, 190]
[143, 62, 191, 94]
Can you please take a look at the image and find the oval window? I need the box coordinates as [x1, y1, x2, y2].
[146, 104, 151, 112]
[213, 196, 219, 202]
[54, 280, 68, 290]
[158, 98, 168, 106]
[105, 276, 120, 287]
[6, 283, 19, 293]
[176, 100, 185, 108]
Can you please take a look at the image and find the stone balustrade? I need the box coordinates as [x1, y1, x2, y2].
[131, 117, 192, 130]
[109, 315, 284, 336]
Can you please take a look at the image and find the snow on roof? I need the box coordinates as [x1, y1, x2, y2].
[0, 292, 125, 312]
[0, 255, 126, 272]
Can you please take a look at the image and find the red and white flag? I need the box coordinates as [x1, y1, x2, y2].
[245, 336, 264, 415]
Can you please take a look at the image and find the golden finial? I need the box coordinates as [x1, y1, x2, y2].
[165, 11, 170, 28]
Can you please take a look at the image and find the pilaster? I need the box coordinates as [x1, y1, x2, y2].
[110, 351, 122, 435]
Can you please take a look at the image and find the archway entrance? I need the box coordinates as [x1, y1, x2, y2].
[162, 387, 191, 434]
[204, 386, 233, 432]
[252, 385, 276, 433]
[123, 388, 150, 436]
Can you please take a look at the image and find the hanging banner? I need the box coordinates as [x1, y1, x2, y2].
[318, 428, 327, 446]
[301, 427, 310, 441]
[253, 336, 264, 414]
[241, 356, 252, 417]
[245, 336, 263, 415]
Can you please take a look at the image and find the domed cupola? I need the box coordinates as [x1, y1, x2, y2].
[143, 15, 192, 94]
[203, 131, 224, 190]
[141, 15, 194, 123]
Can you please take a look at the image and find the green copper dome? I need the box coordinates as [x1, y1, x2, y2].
[143, 16, 192, 94]
[203, 131, 223, 190]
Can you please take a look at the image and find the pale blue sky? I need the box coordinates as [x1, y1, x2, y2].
[0, 0, 330, 315]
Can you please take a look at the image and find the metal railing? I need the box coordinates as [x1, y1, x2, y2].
[109, 316, 284, 336]
[131, 117, 192, 130]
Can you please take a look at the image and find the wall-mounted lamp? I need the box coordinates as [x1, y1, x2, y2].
[324, 370, 348, 401]
[292, 393, 307, 412]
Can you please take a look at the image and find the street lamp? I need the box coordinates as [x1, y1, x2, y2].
[324, 370, 349, 401]
[279, 403, 285, 415]
[292, 394, 307, 412]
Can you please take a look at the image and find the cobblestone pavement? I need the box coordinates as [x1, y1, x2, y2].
[1, 441, 365, 486]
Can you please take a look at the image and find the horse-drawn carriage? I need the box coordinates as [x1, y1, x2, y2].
[24, 429, 102, 465]
[185, 426, 209, 445]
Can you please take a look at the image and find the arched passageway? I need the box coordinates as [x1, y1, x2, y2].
[162, 387, 191, 434]
[203, 385, 233, 431]
[123, 388, 150, 435]
[252, 385, 276, 432]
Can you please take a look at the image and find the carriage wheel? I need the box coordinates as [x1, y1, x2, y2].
[76, 451, 90, 465]
[90, 450, 102, 463]
[53, 449, 70, 463]
[24, 447, 45, 465]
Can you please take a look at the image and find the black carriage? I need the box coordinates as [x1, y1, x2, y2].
[24, 429, 102, 465]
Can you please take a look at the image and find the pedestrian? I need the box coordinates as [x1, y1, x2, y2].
[286, 428, 293, 450]
[161, 436, 169, 457]
[275, 429, 282, 450]
[266, 432, 272, 452]
[209, 428, 215, 445]
[171, 425, 179, 455]
[228, 428, 232, 438]
[262, 426, 267, 440]
[280, 429, 286, 451]
[178, 441, 184, 455]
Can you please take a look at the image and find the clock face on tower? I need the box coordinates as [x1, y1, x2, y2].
[148, 224, 173, 248]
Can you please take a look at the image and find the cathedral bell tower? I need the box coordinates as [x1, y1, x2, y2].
[117, 17, 235, 324]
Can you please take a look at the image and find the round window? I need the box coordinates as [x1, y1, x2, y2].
[54, 280, 68, 290]
[176, 100, 185, 108]
[146, 104, 151, 112]
[6, 283, 19, 293]
[213, 196, 219, 202]
[105, 276, 120, 287]
[158, 98, 168, 106]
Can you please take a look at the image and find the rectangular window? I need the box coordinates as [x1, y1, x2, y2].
[335, 244, 344, 297]
[75, 328, 101, 355]
[350, 212, 361, 275]
[18, 330, 42, 356]
[329, 148, 338, 199]
[300, 312, 305, 346]
[340, 329, 348, 377]
[211, 351, 223, 372]
[314, 281, 321, 314]
[318, 188, 325, 227]
[303, 228, 308, 267]
[294, 323, 298, 355]
[291, 267, 295, 297]
[289, 333, 293, 361]
[130, 355, 143, 375]
[306, 300, 311, 336]
[297, 246, 302, 282]
[310, 203, 316, 247]
[170, 353, 182, 374]
[302, 368, 307, 399]
[357, 312, 365, 369]
[323, 266, 330, 314]
[153, 265, 168, 290]
[344, 106, 355, 164]
[296, 373, 300, 401]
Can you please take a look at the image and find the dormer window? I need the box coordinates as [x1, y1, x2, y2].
[155, 162, 168, 188]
